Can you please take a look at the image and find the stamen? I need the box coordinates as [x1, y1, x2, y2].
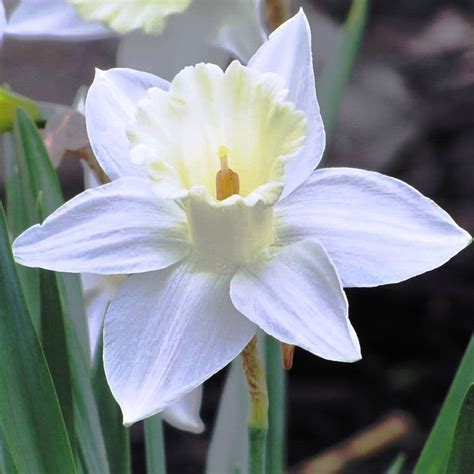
[215, 146, 240, 201]
[281, 343, 295, 370]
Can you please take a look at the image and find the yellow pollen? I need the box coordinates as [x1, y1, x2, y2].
[215, 146, 240, 201]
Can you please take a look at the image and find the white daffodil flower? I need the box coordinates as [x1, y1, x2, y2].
[13, 10, 471, 426]
[81, 161, 204, 434]
[2, 0, 266, 78]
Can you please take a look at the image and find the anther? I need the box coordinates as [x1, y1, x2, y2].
[281, 343, 295, 370]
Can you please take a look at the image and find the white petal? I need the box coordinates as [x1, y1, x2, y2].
[0, 2, 6, 44]
[117, 24, 228, 82]
[208, 0, 266, 61]
[275, 168, 472, 287]
[5, 0, 113, 40]
[249, 9, 325, 199]
[81, 273, 124, 360]
[103, 260, 256, 425]
[230, 239, 361, 362]
[85, 68, 169, 181]
[116, 0, 265, 80]
[13, 177, 190, 274]
[162, 386, 204, 434]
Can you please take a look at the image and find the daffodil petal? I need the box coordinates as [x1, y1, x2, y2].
[13, 177, 190, 274]
[85, 68, 169, 181]
[162, 386, 204, 434]
[275, 168, 472, 287]
[117, 30, 227, 82]
[230, 239, 361, 362]
[5, 0, 112, 40]
[82, 273, 124, 360]
[81, 273, 110, 360]
[210, 0, 266, 61]
[116, 0, 264, 80]
[249, 9, 325, 199]
[104, 260, 256, 426]
[0, 2, 6, 44]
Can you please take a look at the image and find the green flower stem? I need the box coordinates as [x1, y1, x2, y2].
[241, 336, 269, 474]
[144, 415, 166, 474]
[265, 336, 287, 474]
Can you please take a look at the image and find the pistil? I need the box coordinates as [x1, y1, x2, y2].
[215, 146, 240, 200]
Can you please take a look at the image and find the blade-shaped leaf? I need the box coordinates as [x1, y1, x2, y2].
[0, 204, 76, 473]
[93, 341, 131, 474]
[2, 132, 40, 330]
[13, 108, 90, 354]
[0, 425, 18, 474]
[318, 0, 369, 147]
[13, 109, 110, 473]
[385, 453, 406, 474]
[40, 267, 75, 452]
[445, 384, 474, 474]
[414, 337, 474, 473]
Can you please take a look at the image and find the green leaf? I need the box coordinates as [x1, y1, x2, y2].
[318, 0, 369, 148]
[445, 384, 474, 474]
[0, 204, 76, 473]
[40, 267, 75, 452]
[13, 109, 90, 351]
[92, 342, 131, 474]
[2, 132, 41, 330]
[265, 336, 286, 474]
[13, 109, 110, 473]
[144, 416, 167, 474]
[0, 87, 44, 133]
[414, 337, 474, 474]
[385, 453, 406, 474]
[0, 425, 18, 474]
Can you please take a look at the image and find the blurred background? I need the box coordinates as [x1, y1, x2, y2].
[1, 0, 473, 472]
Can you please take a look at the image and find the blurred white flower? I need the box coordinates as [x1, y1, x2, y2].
[69, 0, 192, 35]
[13, 11, 471, 425]
[0, 2, 5, 43]
[1, 0, 266, 78]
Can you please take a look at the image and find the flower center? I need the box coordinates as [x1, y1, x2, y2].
[127, 61, 307, 266]
[215, 146, 239, 201]
[127, 61, 306, 206]
[68, 0, 191, 34]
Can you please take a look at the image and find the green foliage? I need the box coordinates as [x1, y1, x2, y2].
[2, 131, 41, 330]
[0, 87, 44, 133]
[414, 337, 474, 474]
[39, 267, 75, 453]
[0, 204, 76, 473]
[445, 384, 474, 474]
[7, 109, 110, 473]
[93, 340, 131, 474]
